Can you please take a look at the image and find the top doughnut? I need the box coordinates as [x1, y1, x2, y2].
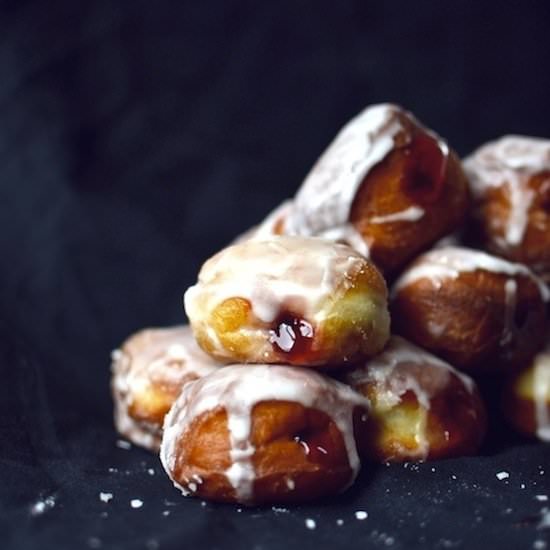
[464, 135, 550, 281]
[184, 236, 390, 368]
[282, 103, 469, 276]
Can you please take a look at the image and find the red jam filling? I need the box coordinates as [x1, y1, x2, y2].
[269, 313, 314, 360]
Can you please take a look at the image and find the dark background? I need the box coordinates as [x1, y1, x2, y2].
[1, 1, 550, 549]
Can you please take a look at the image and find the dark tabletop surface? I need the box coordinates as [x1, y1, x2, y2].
[1, 1, 550, 549]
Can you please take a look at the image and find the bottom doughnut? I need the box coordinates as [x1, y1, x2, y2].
[502, 343, 550, 442]
[111, 325, 219, 450]
[160, 364, 370, 505]
[343, 336, 487, 462]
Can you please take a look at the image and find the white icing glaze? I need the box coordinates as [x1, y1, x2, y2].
[111, 326, 219, 449]
[160, 364, 370, 503]
[369, 206, 425, 225]
[464, 135, 550, 247]
[345, 336, 475, 404]
[532, 349, 550, 442]
[344, 336, 477, 459]
[184, 235, 373, 329]
[316, 224, 372, 258]
[393, 246, 549, 302]
[283, 103, 447, 251]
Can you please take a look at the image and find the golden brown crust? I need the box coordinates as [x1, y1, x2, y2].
[168, 401, 365, 504]
[111, 326, 219, 450]
[391, 269, 547, 373]
[345, 337, 487, 462]
[350, 117, 470, 277]
[355, 377, 486, 462]
[502, 352, 550, 440]
[469, 171, 550, 281]
[185, 237, 390, 368]
[502, 381, 539, 439]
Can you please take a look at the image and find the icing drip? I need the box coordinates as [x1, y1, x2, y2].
[284, 104, 447, 250]
[111, 326, 219, 448]
[184, 236, 370, 328]
[393, 246, 550, 302]
[346, 336, 475, 404]
[464, 135, 550, 247]
[160, 365, 369, 503]
[369, 206, 425, 225]
[533, 350, 550, 442]
[286, 104, 405, 235]
[344, 336, 477, 460]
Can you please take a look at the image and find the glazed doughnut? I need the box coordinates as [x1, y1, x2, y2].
[502, 341, 550, 442]
[391, 247, 548, 373]
[464, 136, 550, 282]
[343, 336, 486, 462]
[160, 364, 370, 504]
[184, 236, 390, 367]
[282, 103, 469, 276]
[111, 326, 219, 450]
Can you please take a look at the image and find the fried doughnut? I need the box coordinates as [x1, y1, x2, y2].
[184, 236, 390, 367]
[344, 336, 486, 462]
[391, 247, 548, 373]
[502, 342, 550, 442]
[282, 103, 469, 275]
[464, 136, 550, 282]
[160, 364, 369, 504]
[111, 326, 219, 450]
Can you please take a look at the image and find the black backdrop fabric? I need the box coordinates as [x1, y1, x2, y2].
[1, 2, 550, 549]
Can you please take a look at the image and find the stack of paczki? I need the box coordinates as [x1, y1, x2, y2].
[111, 104, 550, 505]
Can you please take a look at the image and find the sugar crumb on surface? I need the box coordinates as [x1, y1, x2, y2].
[305, 518, 316, 530]
[271, 506, 289, 514]
[30, 496, 56, 516]
[99, 492, 113, 503]
[130, 499, 143, 509]
[496, 471, 510, 480]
